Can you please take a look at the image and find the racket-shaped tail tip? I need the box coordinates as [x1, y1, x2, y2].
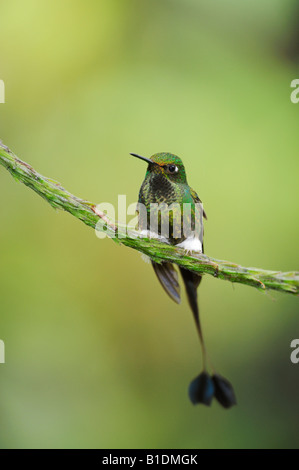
[212, 374, 237, 409]
[188, 372, 215, 406]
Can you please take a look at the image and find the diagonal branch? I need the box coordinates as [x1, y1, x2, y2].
[0, 140, 298, 295]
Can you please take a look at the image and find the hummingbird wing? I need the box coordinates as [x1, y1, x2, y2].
[190, 187, 207, 220]
[151, 261, 181, 304]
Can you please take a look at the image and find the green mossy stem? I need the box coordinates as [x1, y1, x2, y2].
[1, 141, 298, 296]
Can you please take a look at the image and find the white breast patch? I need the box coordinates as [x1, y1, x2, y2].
[176, 236, 202, 253]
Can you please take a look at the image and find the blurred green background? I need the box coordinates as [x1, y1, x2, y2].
[0, 0, 299, 449]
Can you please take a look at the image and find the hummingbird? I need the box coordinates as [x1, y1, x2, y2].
[131, 152, 237, 409]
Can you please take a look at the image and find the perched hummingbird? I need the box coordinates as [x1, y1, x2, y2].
[131, 152, 237, 409]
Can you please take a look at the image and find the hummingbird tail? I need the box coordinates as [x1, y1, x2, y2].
[179, 267, 207, 370]
[179, 268, 238, 408]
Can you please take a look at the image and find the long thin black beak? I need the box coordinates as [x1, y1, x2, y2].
[130, 153, 157, 165]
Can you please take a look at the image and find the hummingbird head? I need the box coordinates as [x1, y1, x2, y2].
[130, 152, 187, 184]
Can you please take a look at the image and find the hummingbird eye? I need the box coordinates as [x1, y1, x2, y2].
[167, 164, 178, 174]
